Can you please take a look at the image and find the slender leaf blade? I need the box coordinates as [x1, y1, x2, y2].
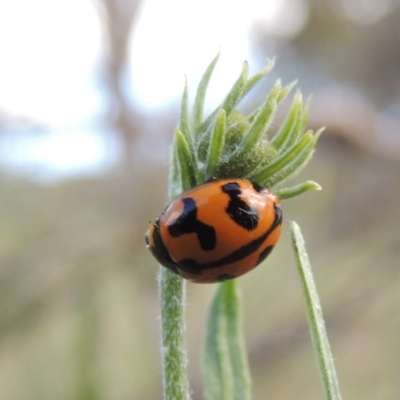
[232, 81, 281, 162]
[243, 58, 275, 96]
[290, 222, 343, 400]
[206, 109, 226, 177]
[193, 52, 220, 130]
[200, 61, 249, 134]
[224, 281, 252, 400]
[203, 281, 252, 400]
[250, 130, 314, 183]
[175, 129, 197, 190]
[271, 92, 303, 150]
[221, 61, 249, 117]
[180, 77, 191, 136]
[266, 129, 323, 187]
[203, 284, 233, 400]
[275, 181, 322, 200]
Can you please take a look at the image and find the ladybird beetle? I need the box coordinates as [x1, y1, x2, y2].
[145, 178, 282, 283]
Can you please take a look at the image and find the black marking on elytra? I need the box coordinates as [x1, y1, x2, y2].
[273, 202, 283, 227]
[147, 220, 179, 274]
[251, 181, 267, 194]
[168, 197, 217, 251]
[257, 245, 273, 265]
[221, 182, 259, 231]
[177, 201, 282, 273]
[217, 274, 235, 282]
[177, 258, 200, 272]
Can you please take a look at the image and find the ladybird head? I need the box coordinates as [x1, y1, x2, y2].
[145, 221, 179, 275]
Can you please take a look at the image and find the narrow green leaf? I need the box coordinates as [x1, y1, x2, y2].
[179, 77, 192, 141]
[275, 181, 322, 200]
[203, 281, 251, 400]
[200, 61, 249, 134]
[298, 96, 312, 140]
[290, 222, 343, 400]
[267, 129, 323, 187]
[250, 130, 314, 183]
[206, 109, 226, 177]
[220, 61, 249, 117]
[175, 129, 197, 190]
[266, 140, 315, 187]
[232, 81, 281, 161]
[246, 106, 261, 124]
[243, 58, 275, 96]
[168, 141, 181, 200]
[203, 283, 233, 400]
[245, 79, 295, 126]
[289, 95, 312, 146]
[271, 92, 303, 150]
[277, 80, 297, 103]
[193, 52, 220, 130]
[224, 281, 251, 400]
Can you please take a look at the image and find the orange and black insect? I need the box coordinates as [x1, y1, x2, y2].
[145, 178, 282, 283]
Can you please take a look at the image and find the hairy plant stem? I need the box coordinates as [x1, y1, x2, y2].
[159, 269, 190, 400]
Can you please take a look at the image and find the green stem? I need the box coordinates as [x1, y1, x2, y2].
[290, 222, 342, 400]
[159, 269, 190, 400]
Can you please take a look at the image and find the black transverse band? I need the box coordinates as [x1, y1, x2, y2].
[178, 203, 282, 274]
